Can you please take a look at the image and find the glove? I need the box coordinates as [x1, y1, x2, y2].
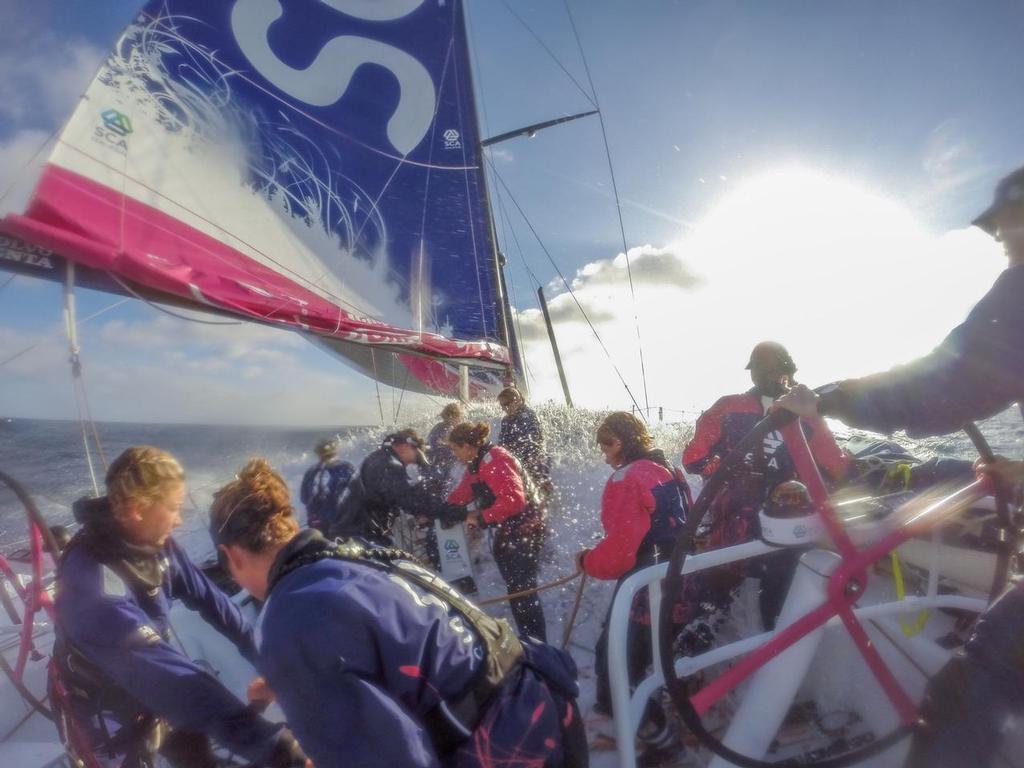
[471, 481, 497, 510]
[267, 729, 308, 768]
[439, 502, 470, 529]
[575, 549, 590, 573]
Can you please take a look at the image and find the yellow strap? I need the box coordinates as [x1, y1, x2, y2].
[889, 550, 929, 637]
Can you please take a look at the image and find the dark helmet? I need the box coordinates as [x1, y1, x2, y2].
[972, 165, 1024, 236]
[764, 480, 814, 520]
[745, 341, 797, 376]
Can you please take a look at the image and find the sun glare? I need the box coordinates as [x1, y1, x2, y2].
[523, 166, 1005, 411]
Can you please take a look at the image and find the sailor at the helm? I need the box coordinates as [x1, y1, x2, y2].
[776, 164, 1024, 768]
[52, 445, 306, 768]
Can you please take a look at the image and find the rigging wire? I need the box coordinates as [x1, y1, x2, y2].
[486, 158, 645, 415]
[0, 298, 131, 370]
[0, 275, 16, 295]
[491, 181, 538, 387]
[369, 349, 386, 426]
[496, 0, 597, 111]
[110, 276, 242, 326]
[564, 0, 650, 413]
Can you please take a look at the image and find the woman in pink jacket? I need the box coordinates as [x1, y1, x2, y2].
[577, 412, 689, 760]
[442, 421, 549, 641]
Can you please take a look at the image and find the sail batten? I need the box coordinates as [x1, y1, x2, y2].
[0, 0, 511, 396]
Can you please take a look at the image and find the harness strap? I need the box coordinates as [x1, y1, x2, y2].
[273, 539, 525, 751]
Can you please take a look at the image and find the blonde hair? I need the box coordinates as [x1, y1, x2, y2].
[448, 421, 490, 448]
[106, 446, 185, 515]
[441, 402, 463, 421]
[210, 458, 299, 552]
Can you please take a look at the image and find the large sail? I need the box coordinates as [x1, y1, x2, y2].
[0, 0, 512, 396]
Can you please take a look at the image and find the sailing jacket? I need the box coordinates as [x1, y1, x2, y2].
[818, 264, 1024, 437]
[499, 406, 552, 485]
[300, 458, 354, 532]
[53, 498, 283, 764]
[424, 420, 457, 499]
[331, 445, 439, 542]
[255, 531, 582, 768]
[582, 450, 689, 580]
[683, 389, 849, 483]
[447, 444, 534, 527]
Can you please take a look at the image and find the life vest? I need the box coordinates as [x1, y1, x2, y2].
[268, 537, 525, 754]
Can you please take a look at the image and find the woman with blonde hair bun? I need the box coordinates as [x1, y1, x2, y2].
[53, 446, 305, 768]
[212, 457, 586, 768]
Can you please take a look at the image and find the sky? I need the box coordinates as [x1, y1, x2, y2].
[0, 0, 1022, 426]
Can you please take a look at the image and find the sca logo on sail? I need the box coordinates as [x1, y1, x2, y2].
[93, 109, 133, 154]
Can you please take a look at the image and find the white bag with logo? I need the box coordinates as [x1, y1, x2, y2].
[435, 520, 473, 583]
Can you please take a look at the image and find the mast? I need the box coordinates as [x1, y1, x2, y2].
[459, 1, 525, 391]
[537, 286, 573, 408]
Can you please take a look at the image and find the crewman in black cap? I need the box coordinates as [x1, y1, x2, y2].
[329, 429, 440, 545]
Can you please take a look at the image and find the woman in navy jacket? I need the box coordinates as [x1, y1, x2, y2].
[211, 458, 586, 768]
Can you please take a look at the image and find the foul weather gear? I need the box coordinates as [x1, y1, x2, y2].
[448, 444, 549, 641]
[52, 497, 289, 768]
[331, 445, 440, 544]
[583, 450, 690, 718]
[254, 530, 586, 768]
[300, 457, 354, 535]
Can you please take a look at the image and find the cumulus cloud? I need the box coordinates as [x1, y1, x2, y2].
[0, 33, 103, 127]
[569, 245, 701, 291]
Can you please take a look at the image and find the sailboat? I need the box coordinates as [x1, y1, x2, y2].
[0, 3, 1019, 768]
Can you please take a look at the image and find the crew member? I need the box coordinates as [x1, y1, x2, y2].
[497, 388, 554, 499]
[775, 164, 1024, 768]
[330, 429, 439, 545]
[212, 458, 587, 768]
[442, 421, 549, 641]
[299, 437, 354, 535]
[52, 446, 305, 768]
[683, 342, 848, 628]
[578, 412, 690, 763]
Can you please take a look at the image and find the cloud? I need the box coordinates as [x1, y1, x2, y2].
[569, 245, 701, 291]
[0, 33, 103, 128]
[0, 308, 433, 426]
[513, 167, 1006, 413]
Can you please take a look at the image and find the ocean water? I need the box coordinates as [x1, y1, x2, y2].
[1, 404, 1021, 555]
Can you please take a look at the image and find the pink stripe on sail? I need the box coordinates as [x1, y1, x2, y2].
[5, 163, 509, 365]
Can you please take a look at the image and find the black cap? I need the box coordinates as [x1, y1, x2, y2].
[383, 430, 428, 464]
[972, 165, 1024, 236]
[745, 341, 796, 375]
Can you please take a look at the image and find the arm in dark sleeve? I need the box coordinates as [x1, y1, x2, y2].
[167, 540, 257, 662]
[381, 460, 441, 517]
[300, 466, 315, 506]
[819, 267, 1024, 437]
[63, 579, 280, 764]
